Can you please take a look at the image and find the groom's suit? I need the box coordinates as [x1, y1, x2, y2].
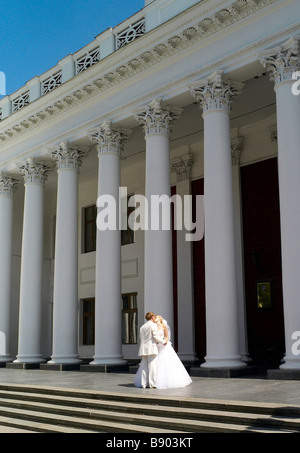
[138, 320, 163, 388]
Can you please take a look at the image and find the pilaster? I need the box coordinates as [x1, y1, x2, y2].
[171, 151, 197, 363]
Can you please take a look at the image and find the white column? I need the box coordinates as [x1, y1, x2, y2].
[171, 153, 197, 362]
[259, 36, 300, 369]
[89, 121, 131, 366]
[14, 158, 50, 364]
[0, 173, 18, 363]
[135, 99, 182, 334]
[191, 71, 246, 368]
[48, 142, 87, 365]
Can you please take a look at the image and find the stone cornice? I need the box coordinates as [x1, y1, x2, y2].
[0, 0, 283, 146]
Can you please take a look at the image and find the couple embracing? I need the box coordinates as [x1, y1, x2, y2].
[134, 312, 192, 390]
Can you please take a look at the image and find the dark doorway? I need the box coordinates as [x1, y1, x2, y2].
[241, 157, 285, 368]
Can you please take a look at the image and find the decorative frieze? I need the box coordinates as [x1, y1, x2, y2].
[0, 172, 19, 196]
[190, 71, 244, 114]
[88, 121, 132, 157]
[134, 99, 183, 137]
[18, 157, 51, 184]
[259, 36, 300, 85]
[49, 141, 88, 171]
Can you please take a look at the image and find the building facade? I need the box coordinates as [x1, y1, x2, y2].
[0, 0, 299, 374]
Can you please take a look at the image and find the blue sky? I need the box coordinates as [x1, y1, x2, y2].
[0, 0, 144, 98]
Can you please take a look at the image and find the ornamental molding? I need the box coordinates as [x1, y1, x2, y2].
[258, 36, 300, 85]
[190, 70, 244, 113]
[134, 99, 183, 137]
[231, 136, 244, 166]
[49, 141, 89, 171]
[0, 0, 284, 145]
[18, 157, 52, 185]
[88, 121, 133, 158]
[0, 172, 19, 196]
[171, 152, 193, 182]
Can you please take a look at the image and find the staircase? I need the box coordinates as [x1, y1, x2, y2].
[0, 383, 299, 433]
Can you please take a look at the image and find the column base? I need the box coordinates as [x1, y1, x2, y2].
[47, 356, 82, 365]
[279, 359, 300, 370]
[13, 355, 46, 364]
[201, 356, 247, 369]
[83, 356, 129, 373]
[190, 365, 257, 378]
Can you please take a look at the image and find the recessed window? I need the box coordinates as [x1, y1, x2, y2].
[121, 195, 135, 246]
[83, 205, 97, 253]
[82, 298, 95, 345]
[83, 199, 134, 251]
[81, 294, 137, 346]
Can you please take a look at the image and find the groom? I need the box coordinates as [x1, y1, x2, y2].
[138, 312, 165, 389]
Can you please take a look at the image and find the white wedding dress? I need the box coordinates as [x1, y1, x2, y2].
[134, 323, 192, 389]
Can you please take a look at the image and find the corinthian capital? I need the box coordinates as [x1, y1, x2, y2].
[88, 121, 132, 158]
[134, 99, 183, 137]
[190, 70, 244, 114]
[18, 157, 51, 185]
[0, 172, 19, 196]
[258, 36, 300, 85]
[50, 141, 88, 171]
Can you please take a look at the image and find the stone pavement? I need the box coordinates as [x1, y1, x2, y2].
[1, 367, 300, 404]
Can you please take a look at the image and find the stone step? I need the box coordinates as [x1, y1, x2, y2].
[0, 384, 298, 433]
[1, 384, 300, 417]
[0, 391, 299, 432]
[0, 403, 291, 434]
[0, 406, 187, 433]
[0, 415, 99, 433]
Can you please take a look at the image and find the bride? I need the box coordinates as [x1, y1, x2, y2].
[134, 315, 192, 389]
